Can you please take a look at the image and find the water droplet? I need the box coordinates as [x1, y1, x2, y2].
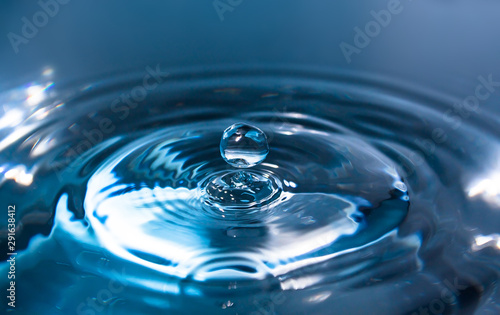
[220, 123, 269, 168]
[221, 300, 234, 309]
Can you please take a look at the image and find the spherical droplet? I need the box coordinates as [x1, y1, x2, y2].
[220, 123, 269, 168]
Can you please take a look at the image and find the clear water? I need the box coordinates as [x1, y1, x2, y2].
[1, 67, 499, 314]
[220, 123, 269, 168]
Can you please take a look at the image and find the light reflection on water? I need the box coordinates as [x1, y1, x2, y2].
[0, 66, 499, 314]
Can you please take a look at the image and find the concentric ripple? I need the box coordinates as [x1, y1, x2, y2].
[1, 67, 499, 314]
[82, 119, 409, 281]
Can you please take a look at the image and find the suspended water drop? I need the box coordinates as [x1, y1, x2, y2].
[220, 123, 269, 168]
[201, 123, 280, 212]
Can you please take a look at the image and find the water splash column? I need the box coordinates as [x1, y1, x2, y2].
[203, 123, 281, 211]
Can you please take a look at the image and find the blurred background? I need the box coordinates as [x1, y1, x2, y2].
[2, 1, 500, 314]
[1, 0, 500, 100]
